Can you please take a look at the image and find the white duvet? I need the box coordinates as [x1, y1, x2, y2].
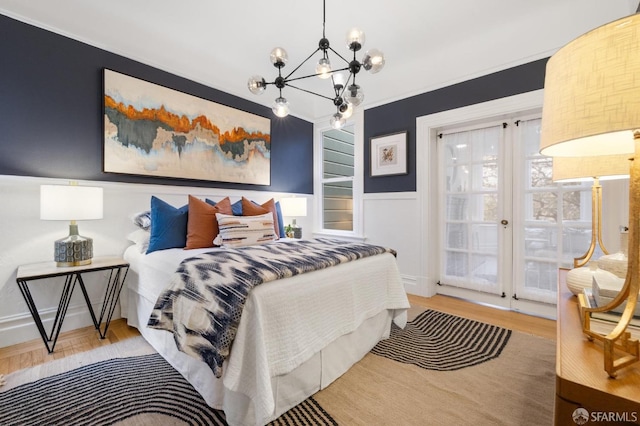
[123, 241, 410, 425]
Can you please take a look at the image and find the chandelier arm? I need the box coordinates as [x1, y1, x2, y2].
[337, 72, 354, 99]
[285, 83, 336, 102]
[263, 66, 283, 86]
[284, 48, 322, 80]
[322, 0, 326, 38]
[327, 46, 351, 65]
[331, 74, 340, 97]
[286, 66, 350, 84]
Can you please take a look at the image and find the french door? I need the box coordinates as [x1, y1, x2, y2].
[437, 114, 592, 316]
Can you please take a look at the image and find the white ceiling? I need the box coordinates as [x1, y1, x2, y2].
[1, 0, 638, 122]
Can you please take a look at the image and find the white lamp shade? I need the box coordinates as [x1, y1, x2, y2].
[279, 197, 307, 217]
[540, 14, 640, 157]
[40, 185, 104, 220]
[552, 154, 630, 182]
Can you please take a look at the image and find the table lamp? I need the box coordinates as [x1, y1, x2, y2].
[541, 13, 640, 377]
[280, 197, 307, 238]
[40, 183, 104, 266]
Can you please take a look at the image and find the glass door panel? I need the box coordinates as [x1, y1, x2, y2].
[513, 118, 592, 304]
[440, 125, 503, 295]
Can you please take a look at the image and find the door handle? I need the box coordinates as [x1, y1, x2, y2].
[501, 219, 509, 227]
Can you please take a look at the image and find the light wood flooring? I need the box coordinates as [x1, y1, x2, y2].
[0, 294, 556, 376]
[0, 318, 140, 376]
[408, 294, 557, 340]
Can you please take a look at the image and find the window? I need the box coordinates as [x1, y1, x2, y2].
[320, 127, 355, 231]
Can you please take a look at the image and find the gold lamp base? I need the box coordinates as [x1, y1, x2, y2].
[578, 294, 639, 378]
[579, 134, 640, 378]
[573, 178, 608, 268]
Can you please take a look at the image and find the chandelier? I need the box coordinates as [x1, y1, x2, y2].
[247, 0, 385, 129]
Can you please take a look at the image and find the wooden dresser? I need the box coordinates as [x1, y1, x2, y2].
[556, 268, 640, 424]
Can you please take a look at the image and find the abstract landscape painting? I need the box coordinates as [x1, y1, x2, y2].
[103, 69, 271, 185]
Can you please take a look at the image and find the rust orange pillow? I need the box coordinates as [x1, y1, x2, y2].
[186, 195, 233, 249]
[241, 197, 280, 238]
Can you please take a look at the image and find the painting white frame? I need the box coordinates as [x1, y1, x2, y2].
[103, 69, 271, 185]
[370, 131, 408, 177]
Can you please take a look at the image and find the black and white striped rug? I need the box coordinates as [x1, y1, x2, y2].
[0, 310, 512, 425]
[372, 309, 512, 371]
[0, 353, 336, 426]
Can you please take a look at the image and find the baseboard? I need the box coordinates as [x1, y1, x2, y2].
[0, 302, 121, 348]
[402, 275, 437, 298]
[435, 285, 557, 320]
[402, 274, 418, 294]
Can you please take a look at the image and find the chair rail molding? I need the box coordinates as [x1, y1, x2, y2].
[0, 174, 310, 348]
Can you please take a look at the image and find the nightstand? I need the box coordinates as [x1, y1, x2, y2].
[15, 256, 129, 353]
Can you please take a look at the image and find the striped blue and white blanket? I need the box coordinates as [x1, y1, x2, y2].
[147, 238, 396, 378]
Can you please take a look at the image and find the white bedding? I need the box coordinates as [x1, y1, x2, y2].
[123, 241, 410, 425]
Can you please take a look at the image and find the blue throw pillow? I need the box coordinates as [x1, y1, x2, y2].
[146, 196, 188, 254]
[231, 199, 243, 215]
[275, 201, 285, 238]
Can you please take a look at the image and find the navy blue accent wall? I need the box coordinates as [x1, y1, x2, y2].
[0, 14, 314, 194]
[364, 58, 548, 193]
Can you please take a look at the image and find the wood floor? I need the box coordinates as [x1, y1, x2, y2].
[0, 294, 556, 376]
[408, 294, 556, 340]
[0, 318, 140, 376]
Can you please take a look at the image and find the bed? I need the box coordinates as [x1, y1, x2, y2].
[122, 205, 409, 426]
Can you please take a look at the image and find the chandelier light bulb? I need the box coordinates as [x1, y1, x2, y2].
[270, 47, 288, 68]
[346, 84, 364, 106]
[272, 97, 290, 118]
[247, 75, 266, 95]
[346, 28, 365, 51]
[316, 58, 332, 79]
[362, 49, 385, 74]
[330, 112, 346, 129]
[338, 101, 354, 119]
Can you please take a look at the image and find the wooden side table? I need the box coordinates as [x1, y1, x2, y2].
[16, 256, 129, 353]
[555, 268, 640, 424]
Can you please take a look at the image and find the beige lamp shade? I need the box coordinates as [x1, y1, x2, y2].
[552, 154, 630, 182]
[540, 13, 640, 157]
[280, 197, 307, 239]
[279, 197, 307, 217]
[40, 185, 104, 220]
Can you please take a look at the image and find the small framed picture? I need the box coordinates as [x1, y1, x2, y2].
[370, 131, 408, 177]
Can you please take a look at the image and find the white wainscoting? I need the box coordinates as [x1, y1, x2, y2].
[362, 192, 426, 297]
[0, 175, 311, 348]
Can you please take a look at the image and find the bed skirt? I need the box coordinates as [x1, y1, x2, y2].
[127, 287, 395, 425]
